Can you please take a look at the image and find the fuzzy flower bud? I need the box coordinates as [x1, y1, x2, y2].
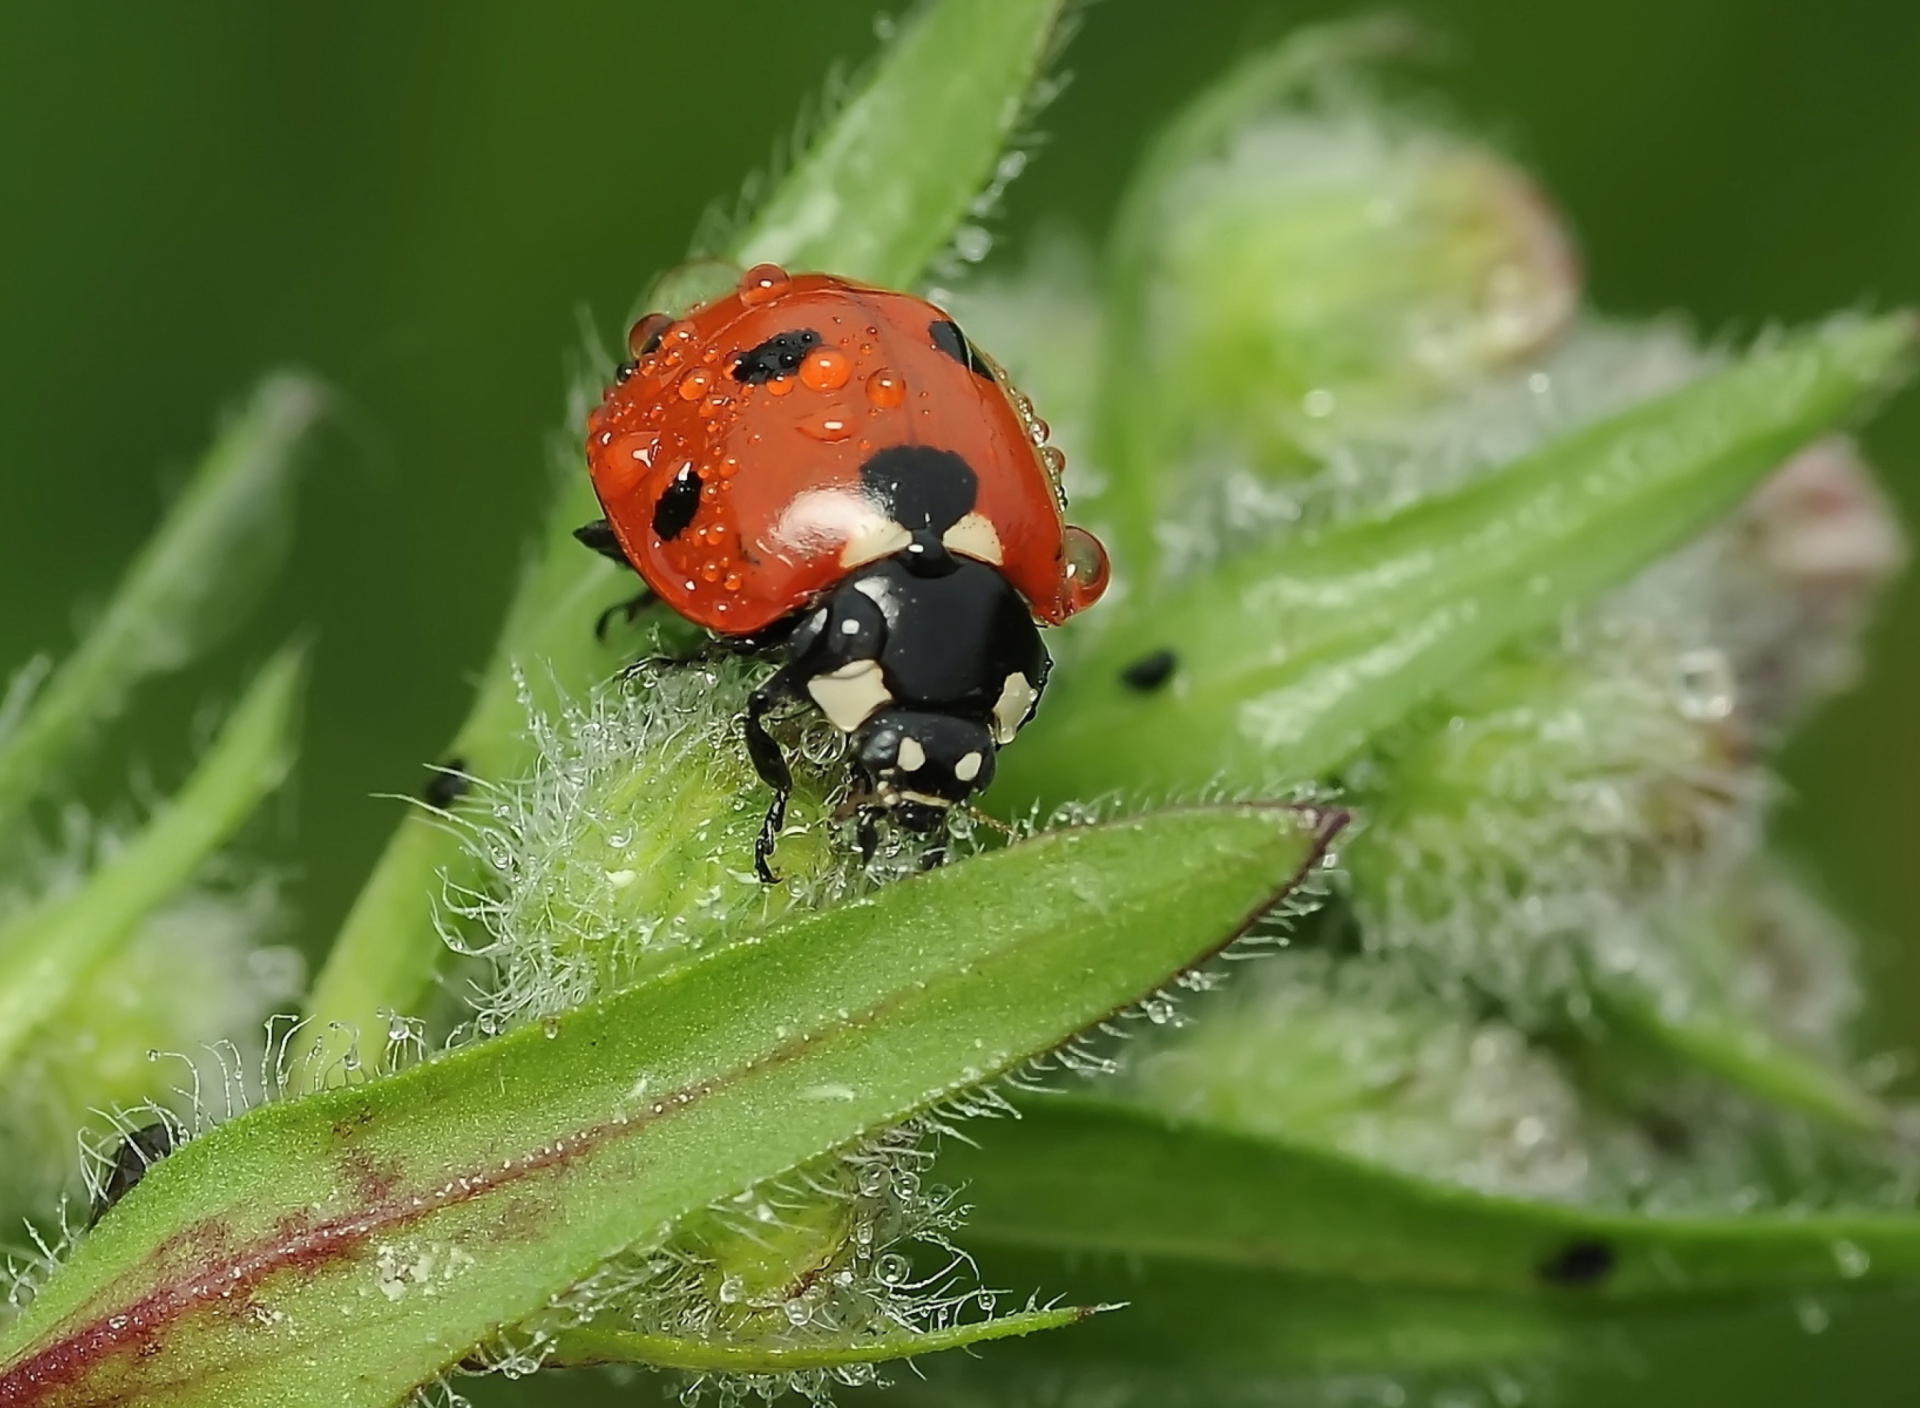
[455, 664, 855, 1033]
[1109, 97, 1579, 572]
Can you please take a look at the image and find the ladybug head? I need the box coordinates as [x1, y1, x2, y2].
[851, 707, 997, 831]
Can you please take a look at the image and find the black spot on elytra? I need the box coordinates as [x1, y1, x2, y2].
[89, 1121, 177, 1226]
[422, 758, 471, 809]
[1120, 648, 1177, 692]
[653, 465, 703, 541]
[929, 318, 993, 380]
[731, 328, 822, 383]
[1538, 1238, 1617, 1287]
[859, 446, 979, 538]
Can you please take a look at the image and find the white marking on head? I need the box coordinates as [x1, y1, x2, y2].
[991, 672, 1035, 745]
[806, 659, 892, 733]
[896, 736, 927, 772]
[953, 751, 983, 783]
[942, 511, 1005, 565]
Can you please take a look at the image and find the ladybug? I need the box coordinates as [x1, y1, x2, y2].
[580, 264, 1111, 881]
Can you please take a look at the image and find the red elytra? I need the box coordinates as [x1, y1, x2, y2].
[585, 267, 1109, 636]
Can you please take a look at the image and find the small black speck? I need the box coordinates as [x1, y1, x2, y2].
[614, 359, 639, 383]
[731, 328, 822, 383]
[423, 758, 471, 809]
[929, 318, 993, 380]
[653, 465, 703, 541]
[1538, 1238, 1617, 1287]
[1120, 648, 1177, 692]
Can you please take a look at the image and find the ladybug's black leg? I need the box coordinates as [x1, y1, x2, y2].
[89, 1120, 177, 1228]
[856, 810, 882, 866]
[574, 518, 630, 565]
[919, 837, 951, 872]
[594, 587, 658, 644]
[744, 671, 801, 883]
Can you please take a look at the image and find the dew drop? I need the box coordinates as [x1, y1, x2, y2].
[678, 367, 713, 402]
[798, 412, 855, 442]
[739, 263, 791, 306]
[627, 312, 674, 361]
[1060, 526, 1111, 617]
[799, 347, 853, 392]
[951, 225, 993, 263]
[1795, 1296, 1830, 1334]
[717, 1274, 744, 1304]
[875, 1252, 911, 1286]
[1143, 997, 1175, 1025]
[1674, 647, 1736, 721]
[1832, 1240, 1870, 1279]
[865, 367, 907, 409]
[783, 1297, 812, 1327]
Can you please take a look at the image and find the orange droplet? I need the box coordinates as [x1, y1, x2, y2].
[1060, 526, 1111, 617]
[799, 346, 853, 392]
[699, 561, 722, 583]
[678, 367, 713, 401]
[627, 312, 673, 360]
[1028, 417, 1051, 446]
[723, 571, 744, 592]
[717, 456, 740, 478]
[798, 411, 854, 443]
[865, 367, 907, 409]
[766, 376, 796, 397]
[739, 263, 791, 306]
[1039, 445, 1067, 480]
[697, 393, 730, 418]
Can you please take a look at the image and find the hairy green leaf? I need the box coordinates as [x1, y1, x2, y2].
[0, 376, 322, 839]
[540, 1304, 1092, 1374]
[0, 648, 305, 1076]
[1002, 315, 1916, 808]
[735, 0, 1069, 287]
[0, 805, 1337, 1408]
[944, 1097, 1920, 1298]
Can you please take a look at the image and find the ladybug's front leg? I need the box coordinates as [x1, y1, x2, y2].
[744, 670, 802, 883]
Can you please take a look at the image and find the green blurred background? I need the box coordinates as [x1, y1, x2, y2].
[3, 3, 1919, 1403]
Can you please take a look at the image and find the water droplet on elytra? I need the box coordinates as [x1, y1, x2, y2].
[738, 263, 791, 306]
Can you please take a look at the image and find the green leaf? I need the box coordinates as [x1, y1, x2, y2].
[1592, 984, 1886, 1134]
[0, 648, 305, 1077]
[1000, 315, 1917, 810]
[734, 0, 1071, 288]
[539, 1304, 1093, 1374]
[0, 375, 323, 840]
[943, 1096, 1920, 1299]
[300, 0, 1075, 1067]
[0, 805, 1337, 1408]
